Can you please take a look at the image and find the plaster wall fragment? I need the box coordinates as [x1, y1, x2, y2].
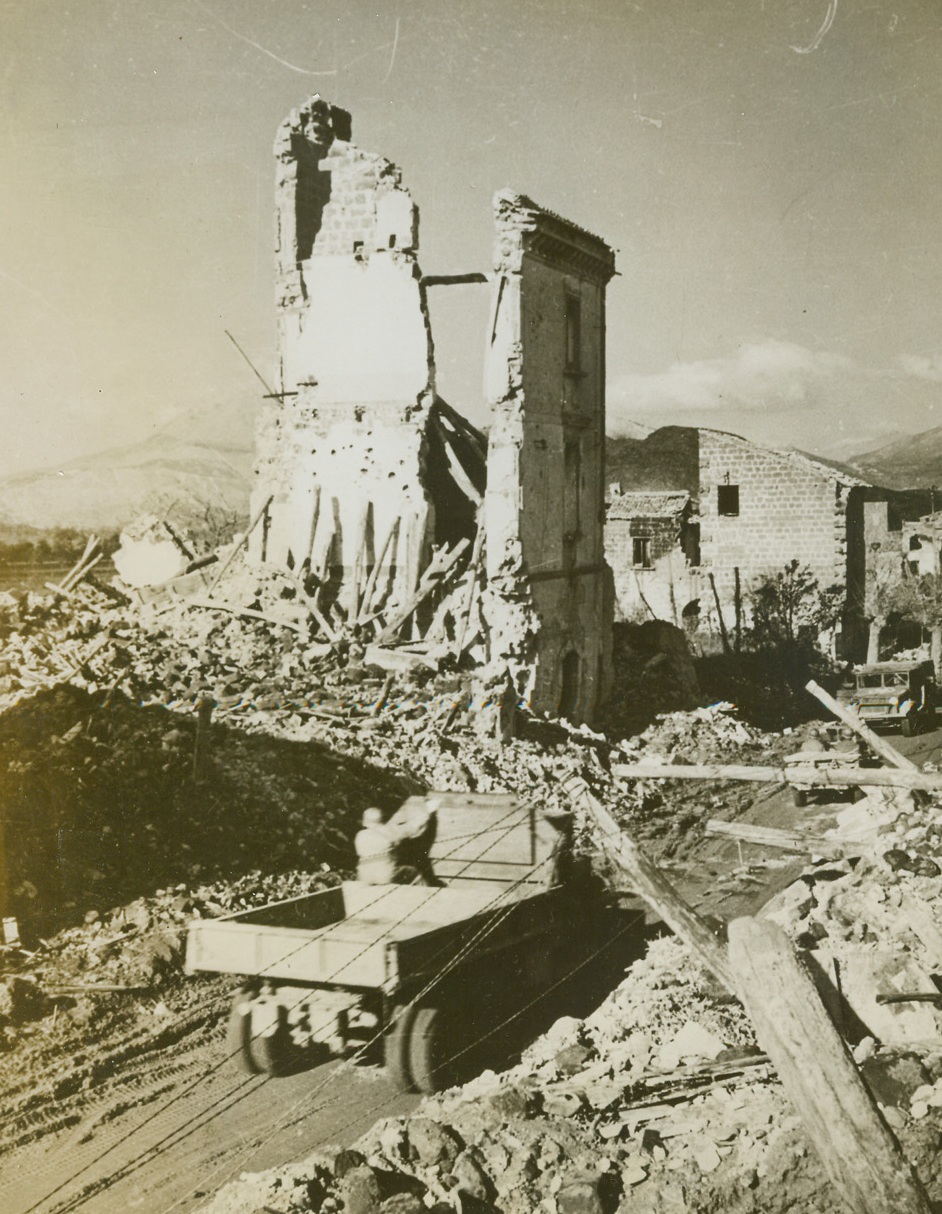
[249, 96, 443, 616]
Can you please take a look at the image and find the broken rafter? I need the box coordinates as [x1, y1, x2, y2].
[728, 917, 933, 1214]
[566, 775, 737, 993]
[355, 519, 399, 626]
[207, 495, 274, 594]
[375, 538, 471, 642]
[704, 819, 849, 858]
[421, 272, 490, 287]
[271, 567, 339, 643]
[613, 760, 942, 792]
[805, 680, 921, 775]
[189, 597, 304, 634]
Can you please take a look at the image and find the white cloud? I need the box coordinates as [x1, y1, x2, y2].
[898, 353, 942, 383]
[609, 340, 854, 416]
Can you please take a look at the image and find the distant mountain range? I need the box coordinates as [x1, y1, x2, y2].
[842, 424, 942, 490]
[1, 408, 940, 538]
[0, 401, 257, 537]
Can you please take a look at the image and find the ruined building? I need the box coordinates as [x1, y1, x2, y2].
[605, 426, 875, 652]
[248, 97, 616, 722]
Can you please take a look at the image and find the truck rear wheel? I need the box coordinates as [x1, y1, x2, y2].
[384, 1002, 419, 1093]
[902, 716, 916, 737]
[226, 993, 293, 1076]
[408, 1005, 454, 1094]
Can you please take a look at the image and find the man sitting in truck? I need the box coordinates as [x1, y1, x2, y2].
[354, 804, 440, 886]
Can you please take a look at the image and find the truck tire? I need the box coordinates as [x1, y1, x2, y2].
[226, 993, 260, 1075]
[792, 788, 809, 808]
[227, 994, 293, 1076]
[384, 1002, 419, 1093]
[901, 716, 916, 737]
[408, 1005, 453, 1095]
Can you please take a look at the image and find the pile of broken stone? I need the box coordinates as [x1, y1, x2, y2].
[4, 552, 942, 1211]
[199, 785, 942, 1214]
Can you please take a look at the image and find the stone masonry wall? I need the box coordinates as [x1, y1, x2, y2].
[605, 513, 698, 623]
[483, 192, 616, 722]
[249, 96, 436, 614]
[699, 429, 848, 617]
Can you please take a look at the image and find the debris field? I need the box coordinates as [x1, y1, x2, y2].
[1, 559, 942, 1214]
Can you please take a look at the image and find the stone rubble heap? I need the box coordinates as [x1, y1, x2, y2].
[4, 554, 942, 1212]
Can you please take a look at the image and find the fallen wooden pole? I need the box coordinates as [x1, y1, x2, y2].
[189, 598, 304, 633]
[564, 775, 736, 992]
[805, 680, 919, 774]
[613, 759, 942, 792]
[206, 495, 273, 594]
[728, 917, 933, 1214]
[705, 819, 848, 857]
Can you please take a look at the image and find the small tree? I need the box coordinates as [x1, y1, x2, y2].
[748, 560, 844, 656]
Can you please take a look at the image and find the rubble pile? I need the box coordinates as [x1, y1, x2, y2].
[4, 552, 942, 1213]
[200, 933, 942, 1214]
[611, 704, 798, 859]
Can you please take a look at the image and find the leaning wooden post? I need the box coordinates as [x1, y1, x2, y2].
[193, 693, 215, 782]
[708, 572, 731, 655]
[728, 917, 932, 1214]
[565, 776, 736, 992]
[805, 679, 920, 773]
[207, 495, 274, 595]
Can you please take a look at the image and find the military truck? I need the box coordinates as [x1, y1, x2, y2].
[836, 659, 937, 736]
[185, 793, 643, 1093]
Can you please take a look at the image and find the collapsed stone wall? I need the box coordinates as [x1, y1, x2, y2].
[483, 191, 616, 723]
[250, 96, 442, 617]
[605, 496, 696, 624]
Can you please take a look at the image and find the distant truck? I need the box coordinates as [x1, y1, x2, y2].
[186, 793, 643, 1093]
[783, 726, 867, 808]
[836, 659, 937, 737]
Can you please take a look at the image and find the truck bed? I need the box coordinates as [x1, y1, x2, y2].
[185, 878, 553, 990]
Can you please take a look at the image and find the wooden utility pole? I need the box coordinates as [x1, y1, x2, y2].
[708, 572, 731, 655]
[565, 776, 736, 992]
[728, 917, 933, 1214]
[613, 759, 942, 792]
[805, 680, 920, 774]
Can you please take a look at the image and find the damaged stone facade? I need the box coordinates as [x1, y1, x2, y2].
[248, 97, 616, 722]
[483, 193, 616, 721]
[604, 491, 696, 624]
[606, 426, 874, 651]
[249, 97, 482, 629]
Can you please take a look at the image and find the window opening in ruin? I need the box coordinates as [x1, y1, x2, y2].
[717, 484, 740, 516]
[563, 440, 581, 567]
[559, 650, 580, 720]
[909, 536, 922, 551]
[632, 536, 652, 569]
[565, 294, 581, 371]
[682, 520, 701, 567]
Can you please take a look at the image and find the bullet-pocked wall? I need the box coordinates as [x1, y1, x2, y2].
[249, 96, 438, 614]
[483, 192, 616, 723]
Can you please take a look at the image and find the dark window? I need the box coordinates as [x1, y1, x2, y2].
[909, 536, 921, 551]
[559, 651, 580, 720]
[717, 485, 740, 516]
[565, 294, 581, 370]
[632, 536, 652, 568]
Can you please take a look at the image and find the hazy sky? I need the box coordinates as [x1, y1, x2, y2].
[2, 0, 942, 477]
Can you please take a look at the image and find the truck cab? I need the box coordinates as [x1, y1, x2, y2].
[837, 659, 937, 736]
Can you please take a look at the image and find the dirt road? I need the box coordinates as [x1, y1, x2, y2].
[0, 976, 418, 1214]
